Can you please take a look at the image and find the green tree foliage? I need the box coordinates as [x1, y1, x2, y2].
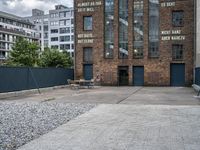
[39, 48, 73, 68]
[7, 37, 40, 67]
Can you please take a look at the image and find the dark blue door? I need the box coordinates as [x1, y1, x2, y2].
[133, 66, 144, 86]
[170, 64, 185, 86]
[83, 64, 93, 80]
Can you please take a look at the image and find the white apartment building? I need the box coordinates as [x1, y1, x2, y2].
[25, 5, 74, 57]
[0, 11, 39, 60]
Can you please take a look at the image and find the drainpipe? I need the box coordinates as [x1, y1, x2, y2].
[73, 1, 76, 80]
[194, 0, 197, 84]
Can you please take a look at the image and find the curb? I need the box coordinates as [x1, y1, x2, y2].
[0, 85, 69, 100]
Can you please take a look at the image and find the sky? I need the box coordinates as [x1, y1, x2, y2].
[0, 0, 73, 17]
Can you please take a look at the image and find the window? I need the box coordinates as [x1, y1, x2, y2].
[84, 16, 93, 31]
[0, 51, 6, 58]
[71, 19, 74, 25]
[44, 33, 48, 39]
[44, 40, 48, 47]
[60, 44, 70, 50]
[83, 47, 93, 62]
[104, 0, 114, 58]
[50, 13, 59, 18]
[51, 37, 58, 42]
[59, 12, 65, 18]
[65, 19, 70, 26]
[133, 42, 143, 58]
[60, 36, 70, 42]
[71, 52, 74, 57]
[71, 10, 74, 17]
[50, 21, 59, 26]
[59, 20, 65, 26]
[149, 42, 159, 57]
[44, 25, 48, 31]
[51, 29, 58, 33]
[133, 0, 144, 59]
[172, 44, 183, 60]
[0, 42, 6, 49]
[149, 0, 159, 58]
[51, 45, 59, 49]
[60, 27, 70, 34]
[71, 35, 74, 41]
[71, 27, 74, 33]
[71, 44, 74, 49]
[0, 33, 6, 41]
[172, 11, 184, 27]
[119, 0, 128, 59]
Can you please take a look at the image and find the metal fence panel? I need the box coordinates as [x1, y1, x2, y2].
[0, 66, 74, 93]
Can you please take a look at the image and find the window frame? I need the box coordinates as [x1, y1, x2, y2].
[172, 10, 184, 27]
[104, 0, 114, 59]
[83, 16, 93, 31]
[133, 0, 144, 59]
[118, 0, 129, 59]
[172, 44, 184, 61]
[83, 47, 93, 63]
[148, 0, 160, 58]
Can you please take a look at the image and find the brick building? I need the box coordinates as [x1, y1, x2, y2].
[74, 0, 194, 86]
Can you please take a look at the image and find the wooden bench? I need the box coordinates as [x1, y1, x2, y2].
[67, 79, 80, 90]
[79, 79, 95, 89]
[192, 84, 200, 96]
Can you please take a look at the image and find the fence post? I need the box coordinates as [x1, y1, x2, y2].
[29, 67, 41, 94]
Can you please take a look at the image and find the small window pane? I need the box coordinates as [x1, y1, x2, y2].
[84, 16, 93, 31]
[172, 11, 184, 27]
[172, 44, 183, 60]
[83, 47, 93, 62]
[105, 0, 114, 58]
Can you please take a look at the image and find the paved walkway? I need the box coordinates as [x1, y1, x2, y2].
[18, 104, 200, 150]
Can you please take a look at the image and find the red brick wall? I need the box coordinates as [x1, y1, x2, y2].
[75, 0, 194, 86]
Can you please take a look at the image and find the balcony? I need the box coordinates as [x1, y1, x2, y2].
[0, 27, 40, 39]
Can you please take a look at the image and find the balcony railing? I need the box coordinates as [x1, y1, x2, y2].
[0, 27, 40, 39]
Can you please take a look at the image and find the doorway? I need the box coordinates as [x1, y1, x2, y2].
[118, 66, 129, 86]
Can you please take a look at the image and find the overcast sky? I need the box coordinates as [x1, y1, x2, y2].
[0, 0, 73, 17]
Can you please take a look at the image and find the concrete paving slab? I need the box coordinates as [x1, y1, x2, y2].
[1, 87, 199, 105]
[122, 87, 200, 105]
[18, 104, 200, 150]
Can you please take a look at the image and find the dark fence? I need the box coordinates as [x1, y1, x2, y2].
[0, 66, 74, 93]
[195, 67, 200, 86]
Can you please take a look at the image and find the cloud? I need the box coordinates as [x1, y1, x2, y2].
[0, 0, 73, 17]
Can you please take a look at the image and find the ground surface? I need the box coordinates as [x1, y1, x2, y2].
[0, 86, 200, 150]
[0, 102, 95, 150]
[2, 86, 200, 105]
[18, 104, 200, 150]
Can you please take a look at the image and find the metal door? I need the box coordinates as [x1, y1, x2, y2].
[170, 64, 185, 86]
[133, 66, 144, 86]
[83, 64, 93, 80]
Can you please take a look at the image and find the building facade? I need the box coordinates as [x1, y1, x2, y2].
[25, 9, 49, 52]
[75, 0, 194, 86]
[25, 5, 74, 57]
[0, 11, 39, 61]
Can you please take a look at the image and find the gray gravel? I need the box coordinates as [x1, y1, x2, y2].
[0, 102, 96, 150]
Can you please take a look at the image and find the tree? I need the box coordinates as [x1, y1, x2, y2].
[39, 48, 73, 68]
[7, 37, 40, 67]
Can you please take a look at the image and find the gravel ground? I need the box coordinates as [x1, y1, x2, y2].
[0, 102, 96, 150]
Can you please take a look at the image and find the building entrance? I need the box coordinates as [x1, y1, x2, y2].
[118, 66, 129, 86]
